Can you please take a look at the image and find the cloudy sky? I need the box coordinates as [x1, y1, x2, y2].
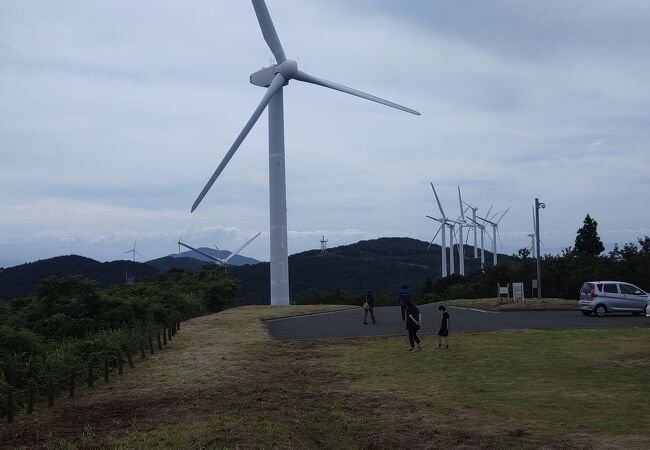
[1, 0, 649, 267]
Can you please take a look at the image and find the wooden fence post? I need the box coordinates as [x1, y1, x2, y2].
[88, 362, 94, 388]
[162, 328, 167, 345]
[118, 352, 123, 375]
[48, 379, 54, 406]
[104, 357, 109, 382]
[124, 346, 134, 368]
[148, 334, 155, 355]
[140, 339, 146, 360]
[69, 368, 75, 398]
[171, 323, 176, 337]
[27, 379, 34, 414]
[177, 320, 181, 331]
[6, 387, 13, 423]
[157, 330, 162, 349]
[168, 325, 172, 340]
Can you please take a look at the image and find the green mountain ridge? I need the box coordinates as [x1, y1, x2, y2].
[0, 237, 513, 303]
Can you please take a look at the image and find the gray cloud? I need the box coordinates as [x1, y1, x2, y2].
[1, 0, 649, 267]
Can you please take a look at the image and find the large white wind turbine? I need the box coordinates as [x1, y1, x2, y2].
[476, 207, 510, 266]
[190, 0, 420, 305]
[178, 232, 262, 266]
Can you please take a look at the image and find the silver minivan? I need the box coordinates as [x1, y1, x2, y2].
[579, 281, 650, 317]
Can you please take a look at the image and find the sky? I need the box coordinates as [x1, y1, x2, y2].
[1, 0, 649, 268]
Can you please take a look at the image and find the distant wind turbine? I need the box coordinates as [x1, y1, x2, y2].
[476, 207, 510, 266]
[124, 240, 141, 262]
[190, 0, 420, 305]
[426, 183, 460, 278]
[178, 232, 262, 266]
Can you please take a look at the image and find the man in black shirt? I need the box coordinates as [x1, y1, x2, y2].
[438, 305, 450, 348]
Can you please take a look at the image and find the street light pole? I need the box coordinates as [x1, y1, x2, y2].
[535, 198, 545, 299]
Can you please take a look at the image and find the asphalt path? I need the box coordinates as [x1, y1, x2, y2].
[264, 304, 649, 341]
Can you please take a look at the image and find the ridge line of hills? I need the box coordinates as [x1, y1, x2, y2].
[0, 237, 514, 303]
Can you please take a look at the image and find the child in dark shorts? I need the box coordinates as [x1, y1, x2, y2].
[438, 305, 450, 348]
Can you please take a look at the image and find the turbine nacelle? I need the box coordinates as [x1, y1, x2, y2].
[250, 60, 297, 87]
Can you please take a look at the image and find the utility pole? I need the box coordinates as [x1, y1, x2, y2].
[320, 235, 328, 255]
[535, 198, 545, 299]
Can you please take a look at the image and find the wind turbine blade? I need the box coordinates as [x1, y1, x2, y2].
[294, 70, 420, 115]
[457, 186, 465, 220]
[135, 250, 142, 257]
[178, 241, 223, 264]
[225, 231, 262, 262]
[484, 205, 493, 224]
[123, 250, 131, 254]
[430, 183, 446, 218]
[426, 223, 444, 251]
[426, 215, 443, 224]
[192, 74, 285, 212]
[496, 206, 511, 225]
[251, 0, 286, 63]
[497, 228, 503, 250]
[532, 206, 536, 231]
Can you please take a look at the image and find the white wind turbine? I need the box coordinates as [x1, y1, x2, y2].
[124, 240, 141, 262]
[178, 232, 261, 266]
[190, 0, 420, 305]
[467, 205, 493, 270]
[426, 183, 459, 278]
[456, 186, 470, 276]
[462, 200, 479, 258]
[476, 207, 510, 266]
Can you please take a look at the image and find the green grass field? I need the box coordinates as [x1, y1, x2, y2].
[3, 305, 649, 449]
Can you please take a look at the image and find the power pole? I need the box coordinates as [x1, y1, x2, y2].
[320, 235, 328, 255]
[535, 198, 545, 299]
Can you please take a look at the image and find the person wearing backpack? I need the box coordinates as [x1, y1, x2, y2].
[397, 285, 412, 321]
[363, 290, 376, 325]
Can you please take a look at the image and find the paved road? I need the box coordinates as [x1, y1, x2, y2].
[265, 304, 650, 341]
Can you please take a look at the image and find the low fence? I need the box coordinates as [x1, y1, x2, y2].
[2, 320, 182, 424]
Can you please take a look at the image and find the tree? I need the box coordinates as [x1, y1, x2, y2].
[574, 214, 604, 256]
[517, 248, 531, 259]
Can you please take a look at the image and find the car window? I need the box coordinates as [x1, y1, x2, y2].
[620, 284, 644, 295]
[580, 283, 593, 294]
[603, 284, 618, 294]
[597, 283, 603, 291]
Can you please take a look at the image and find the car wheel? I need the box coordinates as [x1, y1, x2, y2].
[581, 310, 592, 316]
[594, 304, 607, 317]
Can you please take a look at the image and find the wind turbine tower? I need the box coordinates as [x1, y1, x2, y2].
[190, 0, 420, 305]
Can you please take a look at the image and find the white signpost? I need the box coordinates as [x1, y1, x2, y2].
[513, 282, 525, 302]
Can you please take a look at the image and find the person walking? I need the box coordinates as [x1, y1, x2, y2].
[438, 305, 450, 348]
[405, 299, 422, 351]
[363, 290, 377, 325]
[397, 285, 412, 321]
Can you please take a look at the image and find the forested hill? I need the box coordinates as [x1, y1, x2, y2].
[0, 255, 158, 301]
[230, 237, 512, 304]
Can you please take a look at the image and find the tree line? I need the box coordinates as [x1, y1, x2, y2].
[0, 266, 236, 416]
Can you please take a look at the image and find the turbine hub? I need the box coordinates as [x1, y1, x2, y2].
[276, 60, 298, 80]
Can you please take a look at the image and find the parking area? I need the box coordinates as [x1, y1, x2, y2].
[264, 304, 649, 341]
